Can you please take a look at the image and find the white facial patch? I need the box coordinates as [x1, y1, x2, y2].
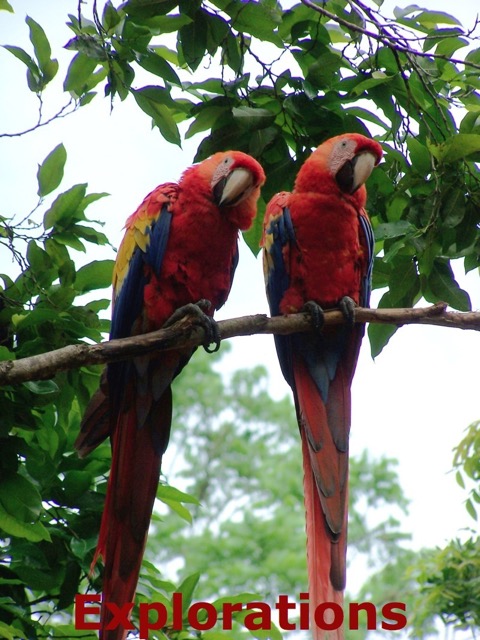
[211, 155, 234, 188]
[328, 138, 357, 175]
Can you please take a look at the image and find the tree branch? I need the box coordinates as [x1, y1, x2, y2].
[1, 302, 480, 385]
[300, 0, 480, 70]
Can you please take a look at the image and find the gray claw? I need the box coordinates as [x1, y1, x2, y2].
[303, 301, 325, 332]
[338, 296, 356, 328]
[163, 300, 221, 353]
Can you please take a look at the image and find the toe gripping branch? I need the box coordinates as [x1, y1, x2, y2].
[164, 299, 221, 353]
[338, 296, 356, 328]
[303, 301, 325, 332]
[303, 296, 357, 332]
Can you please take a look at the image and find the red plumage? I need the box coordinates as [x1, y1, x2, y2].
[76, 151, 265, 640]
[262, 134, 382, 639]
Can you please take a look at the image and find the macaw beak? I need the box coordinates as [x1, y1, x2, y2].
[213, 167, 255, 206]
[336, 151, 378, 194]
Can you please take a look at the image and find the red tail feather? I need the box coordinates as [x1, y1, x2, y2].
[93, 388, 171, 640]
[303, 434, 345, 640]
[294, 358, 349, 640]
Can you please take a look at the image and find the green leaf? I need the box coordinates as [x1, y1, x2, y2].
[368, 322, 398, 359]
[102, 0, 122, 31]
[2, 44, 40, 79]
[0, 475, 42, 522]
[43, 184, 87, 230]
[160, 498, 193, 523]
[0, 346, 14, 362]
[0, 621, 16, 640]
[0, 504, 50, 542]
[136, 50, 182, 86]
[351, 73, 393, 96]
[367, 292, 398, 357]
[374, 221, 414, 240]
[428, 133, 480, 163]
[23, 380, 59, 395]
[179, 12, 208, 71]
[441, 188, 465, 228]
[428, 260, 471, 311]
[407, 137, 431, 175]
[132, 88, 181, 146]
[156, 484, 200, 505]
[178, 573, 200, 612]
[37, 144, 67, 197]
[0, 0, 13, 11]
[227, 2, 283, 46]
[455, 470, 465, 489]
[63, 471, 92, 502]
[466, 498, 477, 520]
[26, 16, 51, 68]
[63, 52, 98, 95]
[26, 240, 56, 287]
[232, 106, 276, 130]
[75, 260, 114, 293]
[52, 232, 85, 252]
[306, 51, 342, 89]
[185, 106, 229, 139]
[388, 256, 419, 305]
[26, 16, 57, 83]
[415, 10, 461, 28]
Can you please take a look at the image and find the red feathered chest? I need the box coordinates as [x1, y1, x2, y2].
[279, 192, 367, 313]
[143, 197, 239, 327]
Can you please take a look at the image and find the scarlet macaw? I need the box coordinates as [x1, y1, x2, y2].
[76, 151, 265, 640]
[262, 133, 382, 639]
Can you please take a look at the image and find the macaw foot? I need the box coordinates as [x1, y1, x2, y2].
[164, 299, 221, 353]
[302, 301, 325, 332]
[338, 296, 356, 328]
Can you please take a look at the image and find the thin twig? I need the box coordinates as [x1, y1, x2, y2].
[300, 0, 480, 70]
[0, 100, 77, 138]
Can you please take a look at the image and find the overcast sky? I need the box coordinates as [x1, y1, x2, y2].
[1, 0, 479, 613]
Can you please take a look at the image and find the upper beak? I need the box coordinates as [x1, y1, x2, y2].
[336, 151, 378, 194]
[213, 167, 254, 206]
[352, 152, 377, 192]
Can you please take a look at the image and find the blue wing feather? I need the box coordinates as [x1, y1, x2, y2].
[265, 205, 373, 405]
[108, 204, 172, 411]
[358, 211, 374, 308]
[264, 206, 297, 389]
[110, 205, 172, 341]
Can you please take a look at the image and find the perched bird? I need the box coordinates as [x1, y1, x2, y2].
[76, 151, 265, 640]
[262, 133, 382, 639]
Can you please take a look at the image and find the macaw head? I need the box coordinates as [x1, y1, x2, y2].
[295, 133, 383, 205]
[186, 151, 265, 230]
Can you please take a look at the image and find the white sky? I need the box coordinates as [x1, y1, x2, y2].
[1, 0, 479, 617]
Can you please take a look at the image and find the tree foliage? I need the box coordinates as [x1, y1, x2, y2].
[1, 1, 480, 638]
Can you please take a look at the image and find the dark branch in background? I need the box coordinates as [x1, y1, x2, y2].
[1, 302, 480, 385]
[300, 0, 480, 70]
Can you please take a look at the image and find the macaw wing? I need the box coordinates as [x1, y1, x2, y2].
[111, 188, 175, 341]
[262, 193, 344, 406]
[108, 185, 176, 417]
[75, 186, 176, 456]
[262, 193, 296, 387]
[214, 244, 239, 312]
[358, 207, 374, 309]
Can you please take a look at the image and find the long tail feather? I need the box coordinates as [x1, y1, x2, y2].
[294, 357, 350, 640]
[303, 434, 345, 640]
[95, 387, 172, 640]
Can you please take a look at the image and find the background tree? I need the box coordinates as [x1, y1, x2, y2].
[0, 0, 479, 638]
